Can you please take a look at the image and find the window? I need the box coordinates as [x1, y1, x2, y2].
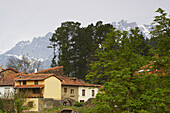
[4, 88, 10, 94]
[19, 81, 21, 85]
[34, 80, 38, 85]
[82, 89, 85, 96]
[28, 101, 33, 108]
[64, 88, 67, 93]
[92, 90, 95, 96]
[70, 89, 74, 94]
[80, 100, 84, 103]
[33, 88, 40, 94]
[23, 81, 26, 85]
[19, 89, 26, 93]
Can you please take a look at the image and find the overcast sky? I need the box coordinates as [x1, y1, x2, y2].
[0, 0, 169, 53]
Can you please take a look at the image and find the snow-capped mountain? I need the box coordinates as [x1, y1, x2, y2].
[0, 32, 54, 69]
[0, 20, 153, 70]
[112, 20, 154, 38]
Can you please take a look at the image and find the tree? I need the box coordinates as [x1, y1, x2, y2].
[50, 21, 113, 79]
[52, 21, 81, 76]
[0, 92, 30, 113]
[86, 8, 170, 112]
[48, 35, 58, 67]
[6, 55, 42, 73]
[150, 8, 170, 56]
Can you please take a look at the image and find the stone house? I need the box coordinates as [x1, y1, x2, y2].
[0, 67, 19, 78]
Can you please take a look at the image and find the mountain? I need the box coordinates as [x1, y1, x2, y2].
[0, 32, 54, 69]
[0, 20, 153, 70]
[112, 20, 154, 38]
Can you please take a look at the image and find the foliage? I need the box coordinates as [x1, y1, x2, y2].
[86, 28, 147, 84]
[150, 8, 170, 56]
[6, 55, 42, 73]
[0, 91, 30, 113]
[86, 8, 169, 112]
[48, 35, 58, 67]
[50, 21, 113, 79]
[74, 101, 84, 107]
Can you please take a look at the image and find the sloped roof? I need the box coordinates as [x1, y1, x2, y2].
[0, 73, 22, 86]
[36, 66, 63, 74]
[1, 68, 19, 73]
[135, 61, 170, 76]
[58, 76, 101, 87]
[15, 74, 62, 81]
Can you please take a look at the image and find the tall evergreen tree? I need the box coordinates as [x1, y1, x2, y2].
[48, 35, 58, 67]
[50, 21, 113, 79]
[150, 8, 170, 56]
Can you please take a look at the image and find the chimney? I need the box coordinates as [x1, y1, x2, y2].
[35, 69, 37, 73]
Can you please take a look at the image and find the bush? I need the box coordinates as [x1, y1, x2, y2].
[74, 102, 83, 107]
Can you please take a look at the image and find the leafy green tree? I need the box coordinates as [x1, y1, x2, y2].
[0, 92, 29, 113]
[86, 28, 148, 112]
[86, 8, 170, 113]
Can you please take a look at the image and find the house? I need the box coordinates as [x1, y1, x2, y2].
[58, 76, 101, 102]
[13, 72, 101, 112]
[0, 73, 22, 97]
[0, 67, 19, 78]
[14, 73, 101, 102]
[0, 66, 101, 112]
[14, 73, 62, 111]
[14, 74, 62, 99]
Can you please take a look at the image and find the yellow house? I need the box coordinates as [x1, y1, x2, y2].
[14, 74, 62, 111]
[14, 74, 62, 99]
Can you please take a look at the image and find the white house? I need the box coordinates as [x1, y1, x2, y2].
[78, 86, 99, 102]
[0, 73, 21, 97]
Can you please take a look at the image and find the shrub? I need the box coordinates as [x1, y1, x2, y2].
[74, 102, 83, 107]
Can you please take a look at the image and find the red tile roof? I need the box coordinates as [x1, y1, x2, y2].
[14, 84, 44, 89]
[36, 66, 63, 74]
[135, 61, 169, 76]
[0, 70, 100, 87]
[58, 76, 101, 87]
[1, 68, 19, 73]
[15, 74, 62, 81]
[0, 73, 22, 86]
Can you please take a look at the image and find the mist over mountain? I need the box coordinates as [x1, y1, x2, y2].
[0, 20, 153, 70]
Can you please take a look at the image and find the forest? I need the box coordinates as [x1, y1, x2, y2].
[48, 8, 169, 112]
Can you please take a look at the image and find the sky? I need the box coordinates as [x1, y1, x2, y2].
[0, 0, 169, 53]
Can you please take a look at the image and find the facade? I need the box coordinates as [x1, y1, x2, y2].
[0, 73, 21, 97]
[14, 74, 62, 100]
[58, 76, 101, 102]
[78, 86, 98, 102]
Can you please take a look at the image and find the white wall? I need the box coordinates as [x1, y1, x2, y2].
[78, 86, 99, 102]
[0, 86, 14, 97]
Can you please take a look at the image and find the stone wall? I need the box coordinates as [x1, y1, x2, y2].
[38, 98, 76, 112]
